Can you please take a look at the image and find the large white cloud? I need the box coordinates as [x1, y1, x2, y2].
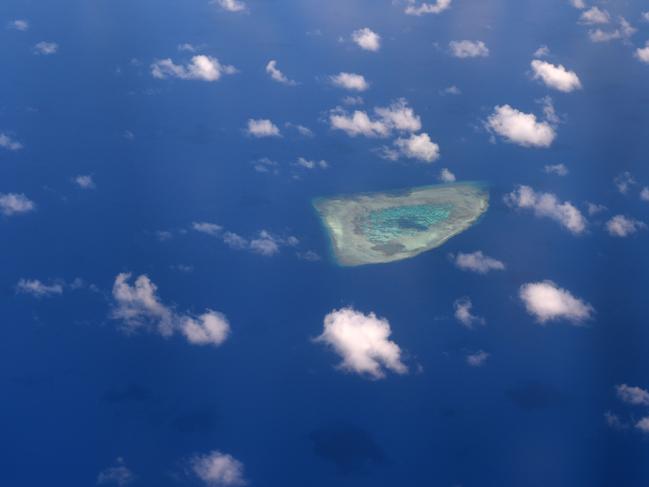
[452, 251, 505, 274]
[0, 133, 23, 151]
[405, 0, 451, 16]
[151, 55, 236, 82]
[265, 60, 297, 85]
[391, 133, 440, 162]
[486, 105, 556, 148]
[315, 307, 407, 379]
[449, 40, 489, 58]
[519, 281, 593, 324]
[616, 384, 649, 406]
[329, 98, 421, 138]
[246, 119, 281, 137]
[0, 193, 35, 216]
[636, 41, 649, 64]
[531, 60, 582, 92]
[505, 185, 586, 234]
[352, 28, 381, 51]
[215, 0, 246, 12]
[16, 279, 64, 297]
[454, 297, 485, 328]
[111, 273, 230, 347]
[605, 215, 646, 237]
[330, 72, 369, 92]
[191, 450, 246, 486]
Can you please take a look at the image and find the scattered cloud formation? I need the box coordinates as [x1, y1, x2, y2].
[315, 307, 407, 379]
[452, 251, 505, 274]
[329, 98, 421, 138]
[9, 19, 29, 31]
[466, 350, 490, 367]
[605, 215, 646, 237]
[246, 119, 281, 137]
[579, 7, 610, 25]
[449, 40, 489, 58]
[386, 133, 440, 162]
[505, 185, 586, 234]
[251, 157, 279, 174]
[617, 384, 649, 406]
[74, 175, 95, 189]
[531, 60, 582, 92]
[191, 450, 246, 486]
[192, 222, 223, 236]
[151, 55, 236, 81]
[192, 223, 298, 256]
[519, 281, 593, 324]
[0, 133, 23, 151]
[330, 72, 369, 92]
[97, 458, 134, 486]
[454, 297, 485, 328]
[438, 168, 456, 182]
[588, 17, 635, 43]
[486, 105, 556, 148]
[215, 0, 246, 12]
[0, 193, 35, 216]
[544, 163, 569, 176]
[266, 60, 297, 85]
[111, 273, 230, 347]
[405, 0, 452, 16]
[34, 41, 58, 55]
[614, 171, 636, 194]
[16, 279, 64, 297]
[352, 28, 381, 51]
[636, 41, 649, 64]
[296, 157, 328, 170]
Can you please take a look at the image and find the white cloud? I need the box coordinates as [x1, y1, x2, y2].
[531, 60, 582, 92]
[178, 43, 197, 52]
[449, 40, 489, 58]
[0, 133, 23, 151]
[374, 98, 422, 132]
[194, 224, 296, 256]
[315, 307, 407, 379]
[454, 297, 485, 328]
[486, 105, 556, 148]
[405, 0, 452, 16]
[296, 157, 328, 169]
[614, 171, 636, 194]
[439, 168, 456, 182]
[342, 96, 364, 105]
[9, 19, 29, 31]
[34, 41, 58, 55]
[215, 0, 246, 12]
[265, 60, 297, 85]
[251, 157, 279, 173]
[151, 55, 236, 82]
[636, 417, 649, 433]
[330, 72, 369, 91]
[285, 123, 313, 137]
[0, 193, 35, 216]
[249, 230, 281, 256]
[453, 251, 505, 274]
[390, 133, 440, 162]
[534, 45, 550, 57]
[589, 17, 636, 43]
[246, 119, 281, 137]
[352, 28, 381, 51]
[544, 163, 569, 176]
[223, 231, 248, 249]
[441, 85, 461, 95]
[505, 185, 586, 234]
[329, 98, 421, 138]
[97, 458, 134, 486]
[635, 41, 649, 64]
[587, 202, 607, 215]
[580, 7, 610, 25]
[643, 12, 649, 22]
[605, 215, 646, 237]
[570, 0, 585, 9]
[191, 451, 246, 486]
[466, 350, 490, 367]
[111, 273, 230, 347]
[192, 222, 223, 236]
[605, 411, 627, 430]
[519, 281, 593, 324]
[641, 187, 649, 201]
[16, 279, 64, 297]
[616, 384, 649, 406]
[75, 175, 95, 189]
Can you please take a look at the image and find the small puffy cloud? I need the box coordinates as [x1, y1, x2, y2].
[74, 175, 95, 189]
[97, 458, 134, 486]
[519, 281, 593, 324]
[605, 215, 646, 237]
[297, 250, 321, 261]
[544, 163, 569, 176]
[570, 0, 585, 8]
[9, 19, 29, 31]
[534, 45, 550, 57]
[454, 297, 485, 328]
[222, 231, 248, 249]
[178, 43, 197, 52]
[246, 119, 281, 137]
[438, 168, 456, 182]
[643, 12, 649, 22]
[34, 41, 58, 55]
[285, 122, 313, 137]
[0, 193, 35, 216]
[215, 0, 246, 12]
[329, 98, 421, 138]
[641, 187, 649, 201]
[531, 60, 582, 92]
[330, 72, 369, 91]
[0, 133, 23, 151]
[16, 279, 64, 297]
[605, 411, 628, 430]
[251, 157, 278, 173]
[195, 224, 296, 256]
[580, 7, 610, 25]
[453, 251, 505, 274]
[587, 202, 607, 216]
[151, 55, 236, 82]
[616, 384, 649, 406]
[449, 40, 489, 58]
[390, 133, 440, 162]
[614, 171, 636, 194]
[466, 350, 490, 367]
[486, 105, 556, 148]
[374, 98, 422, 132]
[405, 0, 452, 16]
[192, 221, 223, 236]
[265, 60, 297, 85]
[111, 273, 230, 346]
[636, 41, 649, 64]
[441, 85, 461, 95]
[636, 417, 649, 433]
[315, 307, 407, 379]
[505, 185, 586, 234]
[589, 17, 636, 43]
[296, 157, 328, 169]
[352, 28, 381, 51]
[249, 230, 281, 256]
[191, 450, 246, 486]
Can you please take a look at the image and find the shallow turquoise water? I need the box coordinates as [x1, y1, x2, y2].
[361, 204, 451, 244]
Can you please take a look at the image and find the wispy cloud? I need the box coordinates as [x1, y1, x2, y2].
[151, 55, 237, 82]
